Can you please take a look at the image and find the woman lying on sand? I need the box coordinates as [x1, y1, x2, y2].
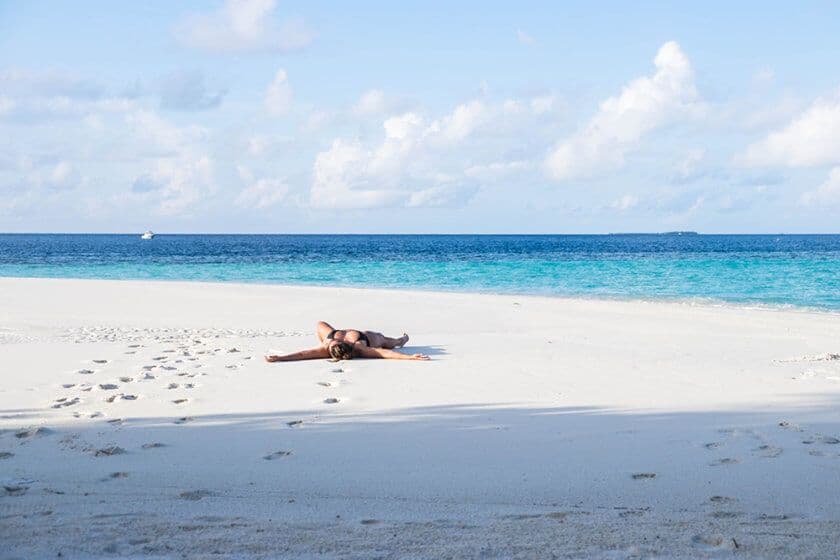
[265, 321, 430, 362]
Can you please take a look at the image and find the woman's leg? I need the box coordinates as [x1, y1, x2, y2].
[364, 330, 409, 349]
[316, 321, 334, 343]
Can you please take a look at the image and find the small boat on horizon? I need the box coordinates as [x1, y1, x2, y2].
[141, 230, 155, 240]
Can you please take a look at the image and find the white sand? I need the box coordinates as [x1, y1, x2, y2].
[2, 277, 840, 558]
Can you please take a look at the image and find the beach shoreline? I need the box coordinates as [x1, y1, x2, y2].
[2, 274, 839, 317]
[2, 277, 840, 558]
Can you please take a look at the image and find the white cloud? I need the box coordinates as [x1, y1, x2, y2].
[309, 97, 544, 209]
[673, 147, 706, 182]
[610, 194, 639, 211]
[123, 110, 215, 215]
[517, 29, 536, 45]
[311, 138, 407, 209]
[530, 95, 555, 115]
[264, 69, 292, 116]
[352, 89, 386, 116]
[0, 68, 136, 122]
[47, 161, 79, 189]
[427, 100, 489, 142]
[235, 173, 289, 209]
[464, 160, 532, 181]
[245, 135, 297, 157]
[0, 97, 16, 116]
[174, 0, 313, 53]
[545, 41, 703, 181]
[159, 70, 226, 111]
[738, 93, 840, 168]
[130, 156, 215, 215]
[17, 160, 82, 191]
[125, 110, 208, 157]
[800, 167, 840, 207]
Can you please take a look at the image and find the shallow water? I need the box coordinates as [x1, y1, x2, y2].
[1, 234, 839, 310]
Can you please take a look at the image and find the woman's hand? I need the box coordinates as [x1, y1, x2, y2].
[409, 353, 430, 361]
[265, 355, 282, 362]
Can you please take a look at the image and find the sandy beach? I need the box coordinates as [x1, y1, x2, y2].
[2, 277, 840, 558]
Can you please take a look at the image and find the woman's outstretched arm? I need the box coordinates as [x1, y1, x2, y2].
[357, 346, 430, 360]
[265, 347, 330, 362]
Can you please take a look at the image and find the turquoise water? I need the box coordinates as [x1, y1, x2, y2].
[1, 234, 839, 310]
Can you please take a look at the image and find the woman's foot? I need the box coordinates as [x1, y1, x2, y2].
[396, 333, 409, 348]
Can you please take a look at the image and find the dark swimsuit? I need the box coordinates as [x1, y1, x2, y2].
[326, 329, 370, 346]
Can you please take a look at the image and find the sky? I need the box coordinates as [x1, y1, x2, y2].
[1, 1, 839, 233]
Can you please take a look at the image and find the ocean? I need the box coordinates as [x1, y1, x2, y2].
[1, 234, 839, 311]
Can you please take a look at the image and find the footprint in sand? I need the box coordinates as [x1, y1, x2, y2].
[79, 384, 93, 392]
[631, 473, 656, 480]
[93, 445, 126, 457]
[152, 356, 167, 361]
[141, 372, 155, 380]
[142, 365, 156, 371]
[709, 496, 736, 504]
[62, 383, 76, 389]
[106, 418, 124, 426]
[184, 383, 196, 389]
[324, 397, 340, 404]
[119, 377, 133, 383]
[99, 384, 119, 390]
[120, 394, 137, 401]
[128, 344, 141, 348]
[691, 534, 737, 552]
[51, 396, 81, 409]
[779, 420, 802, 432]
[179, 489, 213, 501]
[317, 381, 333, 387]
[3, 484, 29, 497]
[264, 450, 292, 460]
[704, 442, 723, 450]
[172, 399, 188, 405]
[820, 436, 840, 445]
[287, 420, 303, 428]
[709, 511, 741, 519]
[141, 442, 166, 449]
[360, 519, 381, 526]
[710, 457, 740, 466]
[618, 509, 647, 518]
[758, 513, 790, 521]
[755, 444, 783, 458]
[0, 452, 14, 459]
[77, 369, 95, 375]
[15, 427, 52, 439]
[92, 359, 108, 364]
[174, 416, 194, 424]
[167, 383, 179, 390]
[108, 472, 129, 479]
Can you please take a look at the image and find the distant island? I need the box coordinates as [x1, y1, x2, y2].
[607, 231, 699, 235]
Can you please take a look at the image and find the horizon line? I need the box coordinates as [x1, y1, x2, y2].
[3, 231, 840, 236]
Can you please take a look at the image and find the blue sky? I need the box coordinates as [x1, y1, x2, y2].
[1, 1, 839, 233]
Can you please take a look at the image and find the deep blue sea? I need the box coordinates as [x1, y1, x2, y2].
[1, 234, 839, 310]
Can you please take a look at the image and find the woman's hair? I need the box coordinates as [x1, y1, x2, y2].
[328, 341, 354, 361]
